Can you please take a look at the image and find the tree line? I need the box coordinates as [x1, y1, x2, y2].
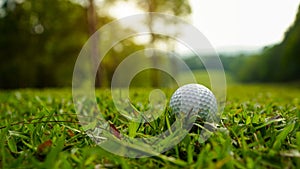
[0, 0, 191, 89]
[231, 5, 300, 82]
[184, 5, 300, 83]
[1, 1, 299, 89]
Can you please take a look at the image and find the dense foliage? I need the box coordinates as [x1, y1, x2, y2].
[0, 0, 90, 88]
[0, 0, 192, 89]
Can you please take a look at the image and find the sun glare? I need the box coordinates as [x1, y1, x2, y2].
[108, 1, 143, 19]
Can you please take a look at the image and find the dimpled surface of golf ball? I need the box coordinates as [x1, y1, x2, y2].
[170, 83, 218, 121]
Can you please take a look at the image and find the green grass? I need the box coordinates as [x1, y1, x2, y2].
[0, 84, 300, 169]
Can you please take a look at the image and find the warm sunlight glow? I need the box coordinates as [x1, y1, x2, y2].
[107, 0, 299, 52]
[108, 1, 143, 18]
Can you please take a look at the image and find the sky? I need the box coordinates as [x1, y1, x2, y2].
[190, 0, 300, 53]
[107, 0, 300, 53]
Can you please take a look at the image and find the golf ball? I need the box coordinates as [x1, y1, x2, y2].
[170, 83, 218, 121]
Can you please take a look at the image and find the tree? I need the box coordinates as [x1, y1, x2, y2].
[136, 0, 192, 87]
[0, 0, 193, 88]
[0, 0, 89, 88]
[86, 0, 106, 87]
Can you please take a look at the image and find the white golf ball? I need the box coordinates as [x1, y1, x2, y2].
[170, 83, 218, 121]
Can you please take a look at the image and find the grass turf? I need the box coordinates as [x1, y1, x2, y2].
[0, 84, 300, 169]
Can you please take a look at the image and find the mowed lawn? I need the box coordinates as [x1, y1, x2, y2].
[0, 83, 299, 169]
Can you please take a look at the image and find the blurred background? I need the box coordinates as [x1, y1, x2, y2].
[0, 0, 299, 89]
